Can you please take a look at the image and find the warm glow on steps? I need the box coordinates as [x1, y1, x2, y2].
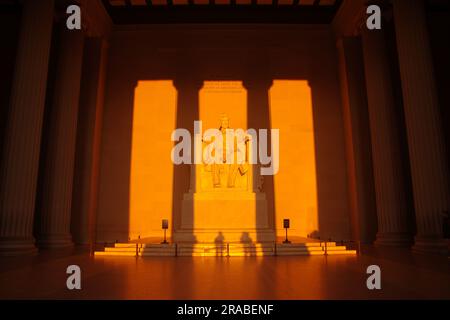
[94, 242, 357, 257]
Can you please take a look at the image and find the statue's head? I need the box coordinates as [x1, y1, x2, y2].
[219, 114, 230, 130]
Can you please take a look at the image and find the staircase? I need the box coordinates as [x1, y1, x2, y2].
[94, 241, 357, 257]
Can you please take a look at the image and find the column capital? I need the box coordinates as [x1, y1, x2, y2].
[54, 0, 112, 38]
[81, 0, 112, 37]
[333, 0, 392, 38]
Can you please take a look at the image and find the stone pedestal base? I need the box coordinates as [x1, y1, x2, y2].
[173, 229, 276, 243]
[37, 234, 73, 249]
[173, 190, 275, 243]
[375, 232, 412, 247]
[0, 237, 38, 256]
[412, 236, 448, 255]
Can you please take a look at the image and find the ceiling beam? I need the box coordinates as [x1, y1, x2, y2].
[105, 5, 341, 24]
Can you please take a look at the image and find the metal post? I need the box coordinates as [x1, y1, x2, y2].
[283, 228, 291, 244]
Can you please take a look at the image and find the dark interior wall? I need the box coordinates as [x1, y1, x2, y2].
[0, 5, 21, 175]
[97, 24, 352, 242]
[427, 10, 450, 175]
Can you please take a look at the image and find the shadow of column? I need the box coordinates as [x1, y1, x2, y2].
[172, 76, 201, 246]
[244, 77, 275, 243]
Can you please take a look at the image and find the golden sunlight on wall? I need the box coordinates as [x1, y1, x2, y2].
[129, 80, 177, 240]
[199, 81, 247, 130]
[270, 80, 318, 238]
[189, 81, 256, 236]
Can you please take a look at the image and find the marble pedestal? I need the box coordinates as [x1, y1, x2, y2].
[173, 190, 275, 243]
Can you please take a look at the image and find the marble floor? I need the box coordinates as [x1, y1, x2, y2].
[0, 246, 449, 299]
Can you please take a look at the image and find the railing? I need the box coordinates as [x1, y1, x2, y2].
[112, 238, 362, 257]
[334, 239, 362, 255]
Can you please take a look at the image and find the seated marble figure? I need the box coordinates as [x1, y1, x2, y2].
[201, 114, 251, 190]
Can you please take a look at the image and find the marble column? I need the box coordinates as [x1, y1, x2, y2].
[336, 37, 378, 244]
[393, 0, 450, 254]
[37, 26, 85, 248]
[86, 39, 109, 253]
[71, 38, 108, 249]
[361, 28, 411, 246]
[0, 0, 54, 256]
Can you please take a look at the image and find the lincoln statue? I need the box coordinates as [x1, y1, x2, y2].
[203, 114, 249, 188]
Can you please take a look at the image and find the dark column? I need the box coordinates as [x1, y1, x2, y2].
[336, 37, 378, 244]
[37, 26, 85, 248]
[0, 0, 54, 256]
[71, 38, 109, 252]
[394, 0, 450, 254]
[361, 27, 411, 246]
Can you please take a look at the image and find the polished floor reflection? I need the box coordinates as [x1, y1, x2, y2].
[0, 246, 449, 299]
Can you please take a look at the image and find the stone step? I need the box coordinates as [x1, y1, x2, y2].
[276, 245, 347, 251]
[326, 250, 357, 255]
[325, 246, 348, 251]
[177, 251, 275, 257]
[94, 251, 136, 257]
[177, 246, 274, 252]
[276, 246, 323, 252]
[114, 243, 138, 248]
[276, 250, 325, 256]
[228, 252, 275, 257]
[276, 242, 336, 248]
[140, 252, 175, 257]
[105, 247, 137, 252]
[177, 245, 275, 250]
[95, 242, 357, 257]
[140, 250, 176, 254]
[95, 250, 357, 257]
[141, 244, 176, 249]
